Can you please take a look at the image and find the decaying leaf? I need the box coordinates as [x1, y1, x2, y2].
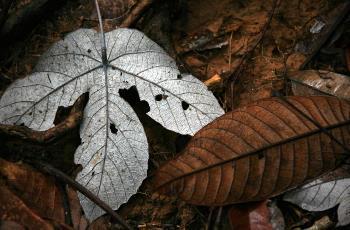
[0, 28, 224, 220]
[0, 159, 87, 229]
[284, 174, 350, 227]
[154, 96, 350, 206]
[289, 70, 350, 100]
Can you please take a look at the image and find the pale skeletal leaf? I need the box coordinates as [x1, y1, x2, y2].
[284, 178, 350, 211]
[337, 197, 350, 226]
[0, 28, 224, 221]
[284, 178, 350, 226]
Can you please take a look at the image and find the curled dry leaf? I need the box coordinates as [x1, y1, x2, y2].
[0, 28, 224, 220]
[0, 159, 87, 229]
[154, 96, 350, 205]
[289, 70, 350, 100]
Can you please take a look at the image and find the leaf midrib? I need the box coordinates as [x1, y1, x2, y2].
[155, 119, 350, 190]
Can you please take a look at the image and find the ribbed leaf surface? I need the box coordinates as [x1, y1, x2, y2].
[154, 96, 350, 205]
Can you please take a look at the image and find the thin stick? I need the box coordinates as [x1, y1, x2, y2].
[95, 0, 107, 65]
[120, 0, 154, 28]
[34, 161, 132, 230]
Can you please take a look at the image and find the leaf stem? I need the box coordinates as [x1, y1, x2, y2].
[95, 0, 108, 65]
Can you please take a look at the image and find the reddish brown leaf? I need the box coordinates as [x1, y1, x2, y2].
[0, 159, 87, 229]
[228, 201, 272, 230]
[154, 96, 350, 205]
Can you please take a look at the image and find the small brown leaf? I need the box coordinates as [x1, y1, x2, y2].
[154, 96, 350, 205]
[0, 159, 87, 229]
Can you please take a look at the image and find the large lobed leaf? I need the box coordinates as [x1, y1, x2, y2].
[0, 28, 224, 220]
[154, 96, 350, 206]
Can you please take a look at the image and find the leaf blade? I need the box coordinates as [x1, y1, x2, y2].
[154, 96, 350, 205]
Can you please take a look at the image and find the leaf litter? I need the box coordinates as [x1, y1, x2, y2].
[1, 0, 350, 229]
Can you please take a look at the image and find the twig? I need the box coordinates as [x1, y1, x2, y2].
[119, 0, 154, 28]
[0, 94, 87, 143]
[228, 31, 233, 70]
[33, 161, 132, 230]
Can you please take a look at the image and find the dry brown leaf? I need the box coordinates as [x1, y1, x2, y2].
[154, 96, 350, 205]
[0, 159, 87, 229]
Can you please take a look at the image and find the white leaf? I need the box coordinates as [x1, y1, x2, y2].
[0, 28, 224, 221]
[337, 196, 350, 226]
[284, 178, 350, 211]
[284, 178, 350, 226]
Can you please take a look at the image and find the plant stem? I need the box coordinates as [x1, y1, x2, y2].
[94, 0, 108, 66]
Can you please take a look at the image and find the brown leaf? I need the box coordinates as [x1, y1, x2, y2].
[0, 159, 87, 229]
[154, 96, 350, 205]
[228, 201, 273, 230]
[0, 220, 26, 230]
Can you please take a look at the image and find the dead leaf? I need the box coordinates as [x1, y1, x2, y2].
[284, 166, 350, 227]
[289, 70, 350, 99]
[154, 96, 350, 206]
[0, 159, 87, 229]
[228, 201, 273, 230]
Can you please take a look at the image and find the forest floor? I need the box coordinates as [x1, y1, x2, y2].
[0, 0, 350, 229]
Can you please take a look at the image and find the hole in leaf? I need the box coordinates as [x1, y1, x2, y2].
[155, 94, 163, 101]
[119, 86, 150, 114]
[110, 123, 118, 134]
[181, 101, 189, 110]
[53, 93, 89, 125]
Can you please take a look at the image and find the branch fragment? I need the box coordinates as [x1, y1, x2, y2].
[119, 0, 154, 28]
